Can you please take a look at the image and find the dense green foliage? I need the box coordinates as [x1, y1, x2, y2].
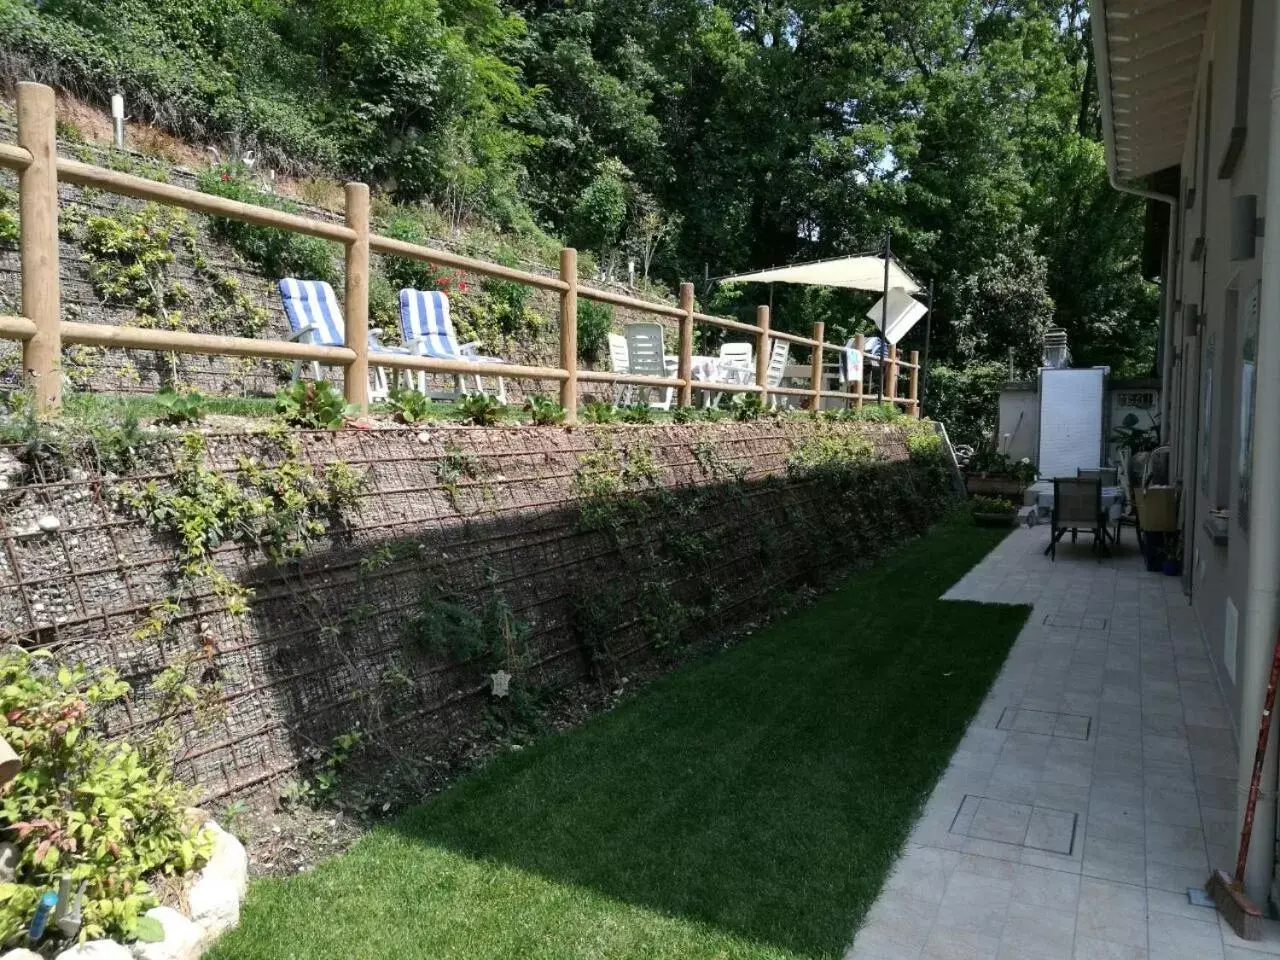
[0, 0, 1157, 400]
[0, 650, 212, 944]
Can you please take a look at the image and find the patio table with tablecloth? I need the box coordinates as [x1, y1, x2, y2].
[1029, 480, 1127, 542]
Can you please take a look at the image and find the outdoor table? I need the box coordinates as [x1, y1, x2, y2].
[1032, 482, 1126, 542]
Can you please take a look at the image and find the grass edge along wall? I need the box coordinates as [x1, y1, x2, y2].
[0, 417, 955, 809]
[207, 514, 1027, 960]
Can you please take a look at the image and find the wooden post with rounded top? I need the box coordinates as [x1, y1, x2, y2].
[755, 305, 770, 407]
[887, 344, 899, 402]
[854, 334, 865, 410]
[18, 82, 61, 415]
[909, 350, 921, 417]
[343, 182, 370, 412]
[559, 248, 578, 423]
[809, 321, 824, 411]
[678, 282, 694, 409]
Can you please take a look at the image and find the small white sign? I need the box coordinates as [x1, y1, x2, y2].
[844, 346, 863, 383]
[490, 670, 512, 698]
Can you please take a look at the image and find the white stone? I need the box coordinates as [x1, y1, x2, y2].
[130, 907, 202, 960]
[1, 948, 43, 960]
[417, 431, 430, 443]
[37, 515, 60, 532]
[187, 821, 248, 946]
[55, 941, 132, 960]
[0, 842, 16, 882]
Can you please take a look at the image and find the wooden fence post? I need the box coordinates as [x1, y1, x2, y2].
[678, 282, 694, 408]
[810, 322, 824, 411]
[343, 182, 370, 412]
[854, 334, 865, 410]
[17, 82, 61, 416]
[559, 248, 578, 423]
[887, 344, 899, 402]
[755, 305, 770, 407]
[910, 349, 921, 418]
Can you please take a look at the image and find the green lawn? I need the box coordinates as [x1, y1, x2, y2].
[209, 516, 1027, 960]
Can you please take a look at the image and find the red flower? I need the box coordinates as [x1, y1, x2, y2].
[457, 280, 469, 293]
[220, 171, 230, 181]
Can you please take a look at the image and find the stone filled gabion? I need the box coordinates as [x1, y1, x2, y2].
[0, 420, 939, 810]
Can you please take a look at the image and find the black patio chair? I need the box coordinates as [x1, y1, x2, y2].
[1044, 477, 1106, 561]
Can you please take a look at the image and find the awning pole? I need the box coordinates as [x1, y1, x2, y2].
[878, 232, 890, 406]
[921, 278, 934, 417]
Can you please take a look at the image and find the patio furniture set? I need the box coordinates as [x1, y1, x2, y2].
[280, 278, 849, 410]
[1035, 467, 1127, 560]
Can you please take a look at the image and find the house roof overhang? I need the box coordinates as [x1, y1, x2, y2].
[1091, 0, 1211, 182]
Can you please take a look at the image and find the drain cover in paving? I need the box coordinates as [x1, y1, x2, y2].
[949, 795, 1077, 855]
[996, 707, 1091, 741]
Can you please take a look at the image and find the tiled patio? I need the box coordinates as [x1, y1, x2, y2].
[845, 525, 1280, 960]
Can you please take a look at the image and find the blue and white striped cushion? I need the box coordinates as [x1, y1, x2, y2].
[279, 279, 344, 347]
[398, 289, 458, 359]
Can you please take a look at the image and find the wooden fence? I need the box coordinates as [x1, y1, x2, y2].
[0, 82, 920, 424]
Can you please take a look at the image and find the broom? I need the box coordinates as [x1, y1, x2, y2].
[1207, 629, 1280, 940]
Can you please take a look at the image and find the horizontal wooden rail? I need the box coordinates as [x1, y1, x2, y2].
[370, 235, 568, 293]
[579, 285, 685, 319]
[693, 380, 765, 394]
[770, 329, 820, 348]
[60, 321, 357, 364]
[0, 315, 36, 340]
[770, 385, 815, 398]
[692, 312, 759, 335]
[577, 370, 686, 389]
[56, 159, 357, 244]
[377, 354, 569, 382]
[0, 143, 32, 172]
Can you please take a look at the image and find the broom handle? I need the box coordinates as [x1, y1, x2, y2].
[1236, 631, 1280, 883]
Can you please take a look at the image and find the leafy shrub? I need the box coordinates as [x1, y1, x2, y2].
[970, 494, 1016, 515]
[581, 401, 618, 424]
[671, 406, 696, 424]
[386, 386, 435, 424]
[274, 380, 353, 428]
[966, 450, 1036, 484]
[154, 386, 206, 425]
[0, 187, 19, 246]
[576, 300, 614, 362]
[197, 166, 337, 283]
[620, 403, 654, 424]
[457, 392, 506, 426]
[524, 395, 566, 425]
[728, 393, 766, 421]
[926, 362, 1008, 448]
[0, 649, 212, 944]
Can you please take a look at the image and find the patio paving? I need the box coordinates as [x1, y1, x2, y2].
[844, 525, 1280, 960]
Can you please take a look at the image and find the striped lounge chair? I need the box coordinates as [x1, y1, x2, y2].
[398, 288, 507, 402]
[277, 278, 405, 401]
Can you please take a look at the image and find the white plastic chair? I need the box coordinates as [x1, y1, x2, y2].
[765, 339, 790, 408]
[398, 289, 507, 402]
[623, 323, 674, 410]
[278, 278, 401, 401]
[607, 333, 634, 407]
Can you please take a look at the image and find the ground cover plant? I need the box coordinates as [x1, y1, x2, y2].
[208, 515, 1027, 960]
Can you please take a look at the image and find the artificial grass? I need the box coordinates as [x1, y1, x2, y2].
[208, 515, 1028, 960]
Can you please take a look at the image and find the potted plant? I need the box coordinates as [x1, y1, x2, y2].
[965, 450, 1036, 498]
[970, 495, 1018, 526]
[1111, 413, 1160, 486]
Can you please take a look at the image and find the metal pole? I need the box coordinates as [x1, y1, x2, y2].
[920, 279, 934, 416]
[878, 232, 890, 406]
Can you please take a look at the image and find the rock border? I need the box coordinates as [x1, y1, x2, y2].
[0, 816, 247, 960]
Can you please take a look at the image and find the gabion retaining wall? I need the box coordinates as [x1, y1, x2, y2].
[0, 419, 950, 805]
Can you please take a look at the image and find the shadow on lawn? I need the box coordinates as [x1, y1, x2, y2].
[381, 520, 1031, 958]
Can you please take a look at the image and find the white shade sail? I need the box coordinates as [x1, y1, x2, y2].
[720, 255, 922, 294]
[866, 288, 928, 344]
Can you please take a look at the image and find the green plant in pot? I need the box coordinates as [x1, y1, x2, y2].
[970, 494, 1017, 526]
